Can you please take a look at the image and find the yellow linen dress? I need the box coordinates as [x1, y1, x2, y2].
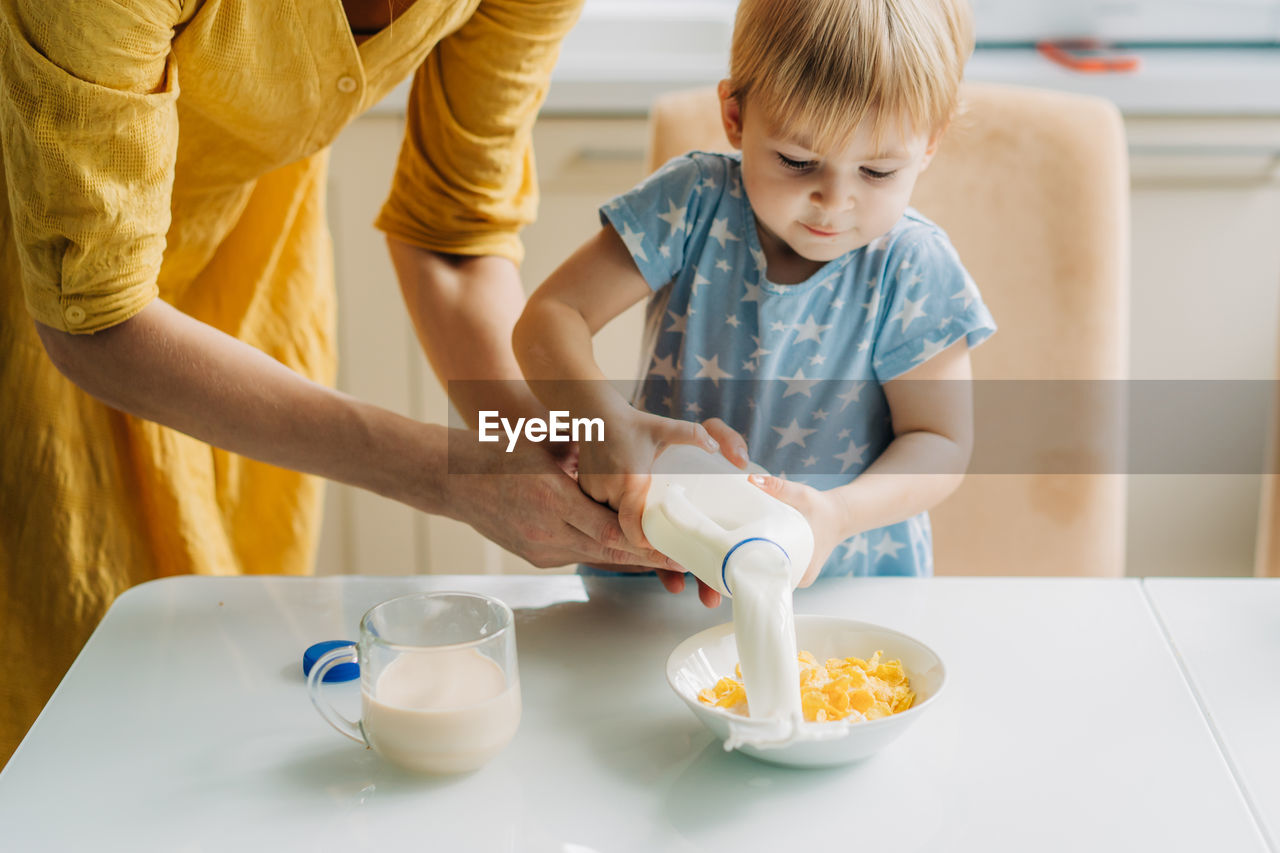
[0, 0, 581, 764]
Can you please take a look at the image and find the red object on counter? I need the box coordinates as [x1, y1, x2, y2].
[1037, 40, 1141, 73]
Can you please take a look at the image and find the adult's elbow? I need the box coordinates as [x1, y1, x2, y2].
[32, 317, 128, 405]
[34, 319, 91, 382]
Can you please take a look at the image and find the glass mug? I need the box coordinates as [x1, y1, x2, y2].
[308, 591, 521, 774]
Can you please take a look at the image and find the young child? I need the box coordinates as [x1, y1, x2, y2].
[514, 0, 994, 586]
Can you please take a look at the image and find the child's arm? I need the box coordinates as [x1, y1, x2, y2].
[752, 339, 974, 585]
[514, 226, 651, 406]
[513, 225, 732, 546]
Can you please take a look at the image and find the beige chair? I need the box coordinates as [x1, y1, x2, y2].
[1255, 355, 1280, 577]
[646, 82, 1130, 577]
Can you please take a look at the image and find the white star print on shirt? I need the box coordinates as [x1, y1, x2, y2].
[693, 354, 732, 385]
[715, 258, 731, 273]
[793, 315, 832, 345]
[781, 368, 819, 398]
[726, 314, 741, 328]
[841, 535, 869, 558]
[836, 382, 865, 411]
[657, 199, 687, 232]
[708, 217, 739, 248]
[648, 353, 679, 382]
[833, 439, 869, 472]
[666, 308, 689, 334]
[874, 534, 906, 560]
[618, 223, 647, 262]
[893, 294, 929, 332]
[773, 419, 818, 449]
[952, 279, 978, 309]
[912, 336, 952, 365]
[742, 280, 766, 303]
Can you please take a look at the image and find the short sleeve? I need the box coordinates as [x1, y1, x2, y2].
[871, 224, 996, 381]
[374, 0, 583, 266]
[598, 154, 708, 291]
[0, 0, 181, 333]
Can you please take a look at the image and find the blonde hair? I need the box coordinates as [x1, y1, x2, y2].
[728, 0, 974, 151]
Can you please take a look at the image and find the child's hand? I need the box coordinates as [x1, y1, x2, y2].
[700, 417, 751, 469]
[576, 411, 719, 547]
[747, 475, 847, 587]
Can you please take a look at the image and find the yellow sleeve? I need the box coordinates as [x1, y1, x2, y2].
[374, 0, 583, 266]
[0, 0, 181, 333]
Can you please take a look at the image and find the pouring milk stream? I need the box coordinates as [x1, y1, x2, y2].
[642, 445, 815, 747]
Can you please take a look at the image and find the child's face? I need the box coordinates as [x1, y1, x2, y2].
[718, 81, 939, 279]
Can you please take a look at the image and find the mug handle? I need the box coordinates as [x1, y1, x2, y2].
[306, 644, 365, 745]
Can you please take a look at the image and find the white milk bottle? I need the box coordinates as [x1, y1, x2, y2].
[642, 445, 815, 735]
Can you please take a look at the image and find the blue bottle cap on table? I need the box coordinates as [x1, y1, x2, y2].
[303, 640, 359, 682]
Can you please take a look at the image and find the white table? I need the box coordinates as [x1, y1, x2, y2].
[0, 576, 1270, 852]
[1144, 579, 1280, 851]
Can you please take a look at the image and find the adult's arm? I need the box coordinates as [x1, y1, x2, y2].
[375, 0, 584, 426]
[34, 301, 663, 569]
[387, 240, 544, 427]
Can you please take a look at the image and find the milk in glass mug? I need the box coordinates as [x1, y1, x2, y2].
[308, 591, 521, 773]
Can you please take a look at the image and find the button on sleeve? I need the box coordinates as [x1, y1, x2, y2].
[0, 0, 180, 333]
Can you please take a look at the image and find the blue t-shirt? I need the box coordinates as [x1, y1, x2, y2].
[600, 152, 996, 577]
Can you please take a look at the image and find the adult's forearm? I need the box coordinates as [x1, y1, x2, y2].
[34, 299, 450, 515]
[387, 237, 545, 427]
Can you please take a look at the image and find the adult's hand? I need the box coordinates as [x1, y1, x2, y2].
[654, 569, 723, 608]
[442, 436, 678, 570]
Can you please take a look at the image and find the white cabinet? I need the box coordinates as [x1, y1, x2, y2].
[1125, 116, 1280, 577]
[320, 111, 1279, 579]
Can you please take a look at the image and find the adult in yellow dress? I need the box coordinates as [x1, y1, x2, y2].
[0, 0, 670, 765]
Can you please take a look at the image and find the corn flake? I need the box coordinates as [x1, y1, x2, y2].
[698, 650, 915, 723]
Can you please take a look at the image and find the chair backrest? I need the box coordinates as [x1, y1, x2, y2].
[1255, 362, 1280, 577]
[646, 82, 1130, 577]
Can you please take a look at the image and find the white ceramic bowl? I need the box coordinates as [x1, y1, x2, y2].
[666, 614, 946, 767]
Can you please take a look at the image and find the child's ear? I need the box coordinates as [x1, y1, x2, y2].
[919, 126, 946, 172]
[717, 79, 744, 149]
